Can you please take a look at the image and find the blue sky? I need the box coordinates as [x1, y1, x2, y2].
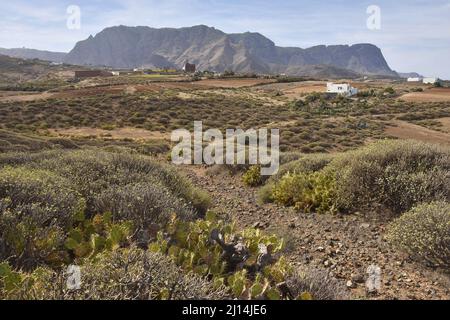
[1, 0, 450, 78]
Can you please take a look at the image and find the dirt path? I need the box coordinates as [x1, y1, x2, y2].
[182, 165, 450, 300]
[438, 117, 450, 133]
[386, 120, 450, 145]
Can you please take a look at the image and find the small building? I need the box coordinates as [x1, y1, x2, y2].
[423, 77, 440, 85]
[74, 70, 113, 78]
[326, 82, 358, 97]
[182, 62, 196, 73]
[407, 77, 423, 82]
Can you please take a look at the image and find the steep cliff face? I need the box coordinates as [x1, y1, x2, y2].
[64, 25, 396, 77]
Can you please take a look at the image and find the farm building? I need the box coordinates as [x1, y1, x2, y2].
[326, 82, 358, 97]
[182, 62, 196, 73]
[74, 70, 114, 78]
[423, 77, 440, 84]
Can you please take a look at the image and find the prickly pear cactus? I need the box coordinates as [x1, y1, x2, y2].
[148, 212, 297, 300]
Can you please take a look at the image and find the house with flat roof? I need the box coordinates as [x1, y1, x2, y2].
[326, 82, 358, 97]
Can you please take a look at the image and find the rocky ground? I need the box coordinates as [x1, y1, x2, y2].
[183, 165, 450, 300]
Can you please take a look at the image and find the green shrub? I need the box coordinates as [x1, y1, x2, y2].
[1, 247, 229, 300]
[0, 149, 211, 269]
[271, 153, 335, 182]
[271, 171, 337, 214]
[384, 87, 395, 95]
[285, 268, 348, 300]
[386, 201, 450, 269]
[242, 166, 263, 187]
[330, 140, 450, 214]
[279, 152, 303, 165]
[258, 182, 275, 204]
[267, 140, 449, 215]
[0, 167, 85, 269]
[93, 182, 196, 229]
[21, 149, 210, 216]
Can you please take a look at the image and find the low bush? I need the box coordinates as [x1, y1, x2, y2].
[266, 140, 450, 216]
[94, 182, 196, 229]
[242, 166, 263, 187]
[285, 268, 348, 300]
[271, 171, 336, 214]
[386, 201, 450, 269]
[0, 149, 211, 269]
[258, 182, 275, 204]
[0, 167, 85, 269]
[8, 149, 210, 217]
[331, 140, 450, 215]
[0, 247, 229, 300]
[271, 153, 335, 182]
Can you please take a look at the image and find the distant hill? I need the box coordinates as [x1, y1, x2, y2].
[0, 48, 67, 63]
[397, 72, 424, 79]
[0, 54, 76, 84]
[0, 54, 48, 82]
[64, 25, 397, 78]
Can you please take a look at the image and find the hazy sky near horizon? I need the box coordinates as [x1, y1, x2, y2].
[1, 0, 449, 78]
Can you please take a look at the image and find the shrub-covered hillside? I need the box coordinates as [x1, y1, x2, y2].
[256, 140, 450, 272]
[0, 148, 347, 300]
[261, 140, 450, 215]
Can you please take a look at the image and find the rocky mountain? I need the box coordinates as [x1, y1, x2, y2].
[64, 25, 396, 77]
[0, 48, 67, 63]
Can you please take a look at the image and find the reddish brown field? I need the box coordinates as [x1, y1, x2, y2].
[386, 120, 450, 145]
[197, 78, 275, 88]
[399, 88, 450, 102]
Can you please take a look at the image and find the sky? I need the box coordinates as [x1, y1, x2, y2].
[1, 0, 449, 78]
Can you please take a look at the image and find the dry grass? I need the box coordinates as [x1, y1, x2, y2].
[48, 127, 169, 141]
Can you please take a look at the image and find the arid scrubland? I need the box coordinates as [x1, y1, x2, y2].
[0, 76, 449, 300]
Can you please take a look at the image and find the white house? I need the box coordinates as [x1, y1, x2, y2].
[326, 82, 358, 97]
[423, 77, 440, 84]
[407, 77, 422, 82]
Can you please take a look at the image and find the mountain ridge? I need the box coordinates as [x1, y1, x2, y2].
[64, 25, 397, 77]
[0, 48, 67, 63]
